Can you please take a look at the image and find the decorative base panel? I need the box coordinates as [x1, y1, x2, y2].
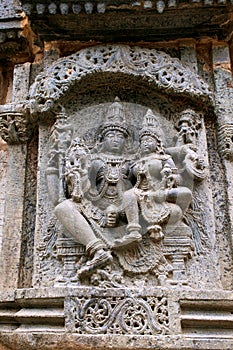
[0, 287, 232, 350]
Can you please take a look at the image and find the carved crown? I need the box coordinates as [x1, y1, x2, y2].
[139, 109, 163, 142]
[176, 109, 201, 132]
[99, 97, 130, 140]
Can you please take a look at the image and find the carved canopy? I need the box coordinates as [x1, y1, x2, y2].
[29, 45, 213, 114]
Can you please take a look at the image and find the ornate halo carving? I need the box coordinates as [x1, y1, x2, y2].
[29, 45, 213, 114]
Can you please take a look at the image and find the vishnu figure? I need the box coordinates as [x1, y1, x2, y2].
[54, 98, 134, 273]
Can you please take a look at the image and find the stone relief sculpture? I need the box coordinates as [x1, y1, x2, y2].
[46, 98, 207, 286]
[116, 109, 192, 247]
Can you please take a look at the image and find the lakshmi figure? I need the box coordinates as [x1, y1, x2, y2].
[113, 109, 193, 248]
[54, 98, 133, 274]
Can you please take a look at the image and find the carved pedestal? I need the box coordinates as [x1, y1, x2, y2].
[55, 238, 85, 286]
[163, 227, 193, 285]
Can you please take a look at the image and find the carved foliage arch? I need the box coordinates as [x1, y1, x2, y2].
[29, 45, 213, 113]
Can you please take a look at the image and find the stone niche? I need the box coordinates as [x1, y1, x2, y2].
[0, 44, 232, 350]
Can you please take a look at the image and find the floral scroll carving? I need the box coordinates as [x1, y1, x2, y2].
[65, 295, 169, 335]
[0, 112, 32, 144]
[29, 45, 213, 113]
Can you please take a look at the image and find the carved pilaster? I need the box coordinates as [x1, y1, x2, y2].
[212, 44, 233, 283]
[0, 112, 32, 144]
[0, 112, 32, 289]
[0, 142, 28, 290]
[217, 123, 233, 161]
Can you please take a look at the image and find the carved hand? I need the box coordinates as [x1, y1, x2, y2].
[106, 212, 117, 227]
[105, 205, 118, 227]
[72, 193, 83, 203]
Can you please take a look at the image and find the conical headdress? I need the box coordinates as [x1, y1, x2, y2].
[99, 97, 129, 140]
[139, 109, 162, 141]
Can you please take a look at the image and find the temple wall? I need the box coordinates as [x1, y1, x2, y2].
[0, 2, 233, 350]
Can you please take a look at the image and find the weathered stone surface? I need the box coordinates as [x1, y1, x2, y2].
[18, 132, 38, 288]
[0, 0, 22, 20]
[212, 45, 233, 286]
[0, 143, 27, 290]
[0, 138, 7, 259]
[12, 63, 31, 103]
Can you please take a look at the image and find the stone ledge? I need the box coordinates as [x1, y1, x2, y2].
[4, 286, 232, 300]
[0, 333, 233, 350]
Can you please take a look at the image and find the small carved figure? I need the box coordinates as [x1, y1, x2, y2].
[65, 138, 91, 203]
[113, 109, 192, 248]
[167, 109, 207, 182]
[47, 108, 73, 204]
[175, 109, 201, 147]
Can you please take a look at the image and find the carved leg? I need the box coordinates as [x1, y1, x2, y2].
[55, 199, 112, 274]
[123, 188, 140, 225]
[166, 187, 192, 213]
[113, 189, 142, 248]
[55, 199, 103, 248]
